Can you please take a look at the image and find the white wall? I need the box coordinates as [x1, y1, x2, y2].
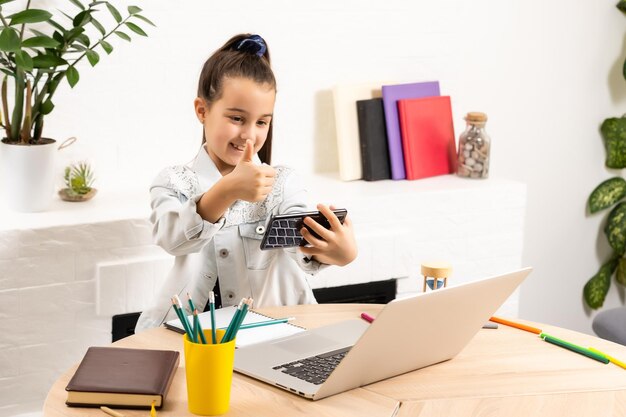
[35, 0, 626, 335]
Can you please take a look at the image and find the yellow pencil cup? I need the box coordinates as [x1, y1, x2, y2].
[183, 329, 235, 415]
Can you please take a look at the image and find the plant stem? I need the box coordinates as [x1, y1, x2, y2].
[18, 0, 32, 41]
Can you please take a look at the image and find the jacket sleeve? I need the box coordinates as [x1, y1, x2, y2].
[276, 168, 329, 274]
[150, 166, 224, 256]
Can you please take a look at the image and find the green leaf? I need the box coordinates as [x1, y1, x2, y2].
[588, 177, 626, 213]
[21, 35, 61, 49]
[128, 5, 142, 14]
[0, 0, 16, 5]
[86, 49, 99, 66]
[125, 22, 147, 36]
[605, 202, 626, 254]
[74, 33, 91, 47]
[8, 9, 53, 25]
[89, 1, 108, 6]
[133, 14, 156, 27]
[15, 50, 33, 71]
[602, 117, 626, 169]
[114, 31, 131, 41]
[617, 258, 626, 285]
[53, 31, 65, 45]
[69, 0, 86, 10]
[0, 27, 20, 52]
[40, 99, 54, 115]
[100, 40, 113, 54]
[47, 19, 66, 33]
[73, 10, 91, 27]
[106, 2, 122, 23]
[32, 53, 67, 68]
[90, 16, 106, 35]
[584, 258, 618, 309]
[618, 0, 626, 13]
[66, 66, 79, 87]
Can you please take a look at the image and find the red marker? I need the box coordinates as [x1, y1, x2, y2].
[360, 312, 375, 323]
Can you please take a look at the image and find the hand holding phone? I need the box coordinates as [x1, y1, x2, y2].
[259, 209, 348, 250]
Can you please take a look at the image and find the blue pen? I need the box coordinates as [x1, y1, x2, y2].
[209, 291, 217, 344]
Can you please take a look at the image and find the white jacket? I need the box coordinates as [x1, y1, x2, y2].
[135, 148, 323, 332]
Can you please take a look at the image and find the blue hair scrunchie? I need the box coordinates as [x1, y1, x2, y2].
[236, 34, 267, 57]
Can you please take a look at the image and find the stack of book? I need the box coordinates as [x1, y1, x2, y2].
[332, 80, 457, 181]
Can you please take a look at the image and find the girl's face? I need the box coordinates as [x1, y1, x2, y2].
[195, 77, 276, 175]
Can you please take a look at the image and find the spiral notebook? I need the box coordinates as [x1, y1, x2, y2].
[164, 306, 304, 347]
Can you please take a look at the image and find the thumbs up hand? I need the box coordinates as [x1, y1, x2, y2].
[227, 140, 276, 202]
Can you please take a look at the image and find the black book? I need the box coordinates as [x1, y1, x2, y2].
[356, 98, 391, 181]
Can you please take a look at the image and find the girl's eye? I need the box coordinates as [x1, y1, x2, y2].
[230, 116, 244, 123]
[257, 120, 270, 127]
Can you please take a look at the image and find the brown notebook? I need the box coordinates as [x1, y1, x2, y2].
[65, 347, 180, 409]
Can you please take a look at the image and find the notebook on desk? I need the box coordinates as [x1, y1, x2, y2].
[234, 268, 532, 400]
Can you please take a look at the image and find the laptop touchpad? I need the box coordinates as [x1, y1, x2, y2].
[272, 334, 336, 354]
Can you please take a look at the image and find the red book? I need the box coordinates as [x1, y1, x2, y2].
[397, 96, 457, 180]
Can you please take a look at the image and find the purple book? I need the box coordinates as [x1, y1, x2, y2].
[382, 81, 441, 179]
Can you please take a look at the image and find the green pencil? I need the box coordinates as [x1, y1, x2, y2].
[540, 333, 609, 364]
[209, 291, 217, 344]
[172, 297, 196, 343]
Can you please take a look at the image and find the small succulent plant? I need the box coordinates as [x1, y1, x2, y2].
[64, 161, 94, 196]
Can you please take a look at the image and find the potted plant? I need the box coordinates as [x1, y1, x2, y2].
[584, 0, 626, 309]
[60, 160, 96, 201]
[0, 0, 154, 211]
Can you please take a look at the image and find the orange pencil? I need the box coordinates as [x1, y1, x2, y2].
[489, 316, 542, 334]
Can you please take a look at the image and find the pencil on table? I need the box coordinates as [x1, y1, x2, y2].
[589, 347, 626, 369]
[489, 316, 542, 334]
[540, 333, 609, 364]
[100, 406, 125, 417]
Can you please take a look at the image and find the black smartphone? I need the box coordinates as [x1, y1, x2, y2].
[259, 209, 348, 250]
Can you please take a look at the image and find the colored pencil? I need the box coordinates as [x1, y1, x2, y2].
[187, 292, 197, 314]
[489, 316, 542, 334]
[209, 291, 217, 344]
[222, 299, 244, 343]
[172, 297, 196, 343]
[589, 347, 626, 370]
[237, 317, 295, 330]
[174, 295, 196, 343]
[540, 333, 609, 364]
[193, 309, 207, 344]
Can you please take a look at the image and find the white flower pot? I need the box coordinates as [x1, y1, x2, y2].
[0, 138, 57, 212]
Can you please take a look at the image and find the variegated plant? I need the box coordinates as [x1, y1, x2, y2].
[0, 0, 154, 144]
[585, 0, 626, 308]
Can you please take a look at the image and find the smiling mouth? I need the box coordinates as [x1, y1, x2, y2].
[230, 142, 245, 151]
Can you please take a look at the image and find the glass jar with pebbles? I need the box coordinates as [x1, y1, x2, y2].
[456, 112, 490, 179]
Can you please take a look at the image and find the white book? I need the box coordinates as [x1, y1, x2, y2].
[164, 306, 304, 348]
[332, 82, 385, 181]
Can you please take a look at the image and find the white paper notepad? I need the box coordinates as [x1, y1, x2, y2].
[164, 306, 304, 347]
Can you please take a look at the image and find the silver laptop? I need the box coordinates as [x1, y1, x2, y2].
[234, 267, 531, 400]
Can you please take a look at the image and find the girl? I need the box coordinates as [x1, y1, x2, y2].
[136, 34, 357, 332]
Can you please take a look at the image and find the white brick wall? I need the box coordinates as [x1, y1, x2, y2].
[0, 175, 525, 416]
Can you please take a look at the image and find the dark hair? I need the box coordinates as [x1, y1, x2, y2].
[198, 33, 276, 164]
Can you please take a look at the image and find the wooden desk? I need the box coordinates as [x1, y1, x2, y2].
[44, 304, 626, 417]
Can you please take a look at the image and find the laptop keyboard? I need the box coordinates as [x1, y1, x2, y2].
[272, 347, 351, 385]
[265, 219, 305, 248]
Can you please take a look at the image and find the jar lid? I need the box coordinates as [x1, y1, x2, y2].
[465, 112, 487, 122]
